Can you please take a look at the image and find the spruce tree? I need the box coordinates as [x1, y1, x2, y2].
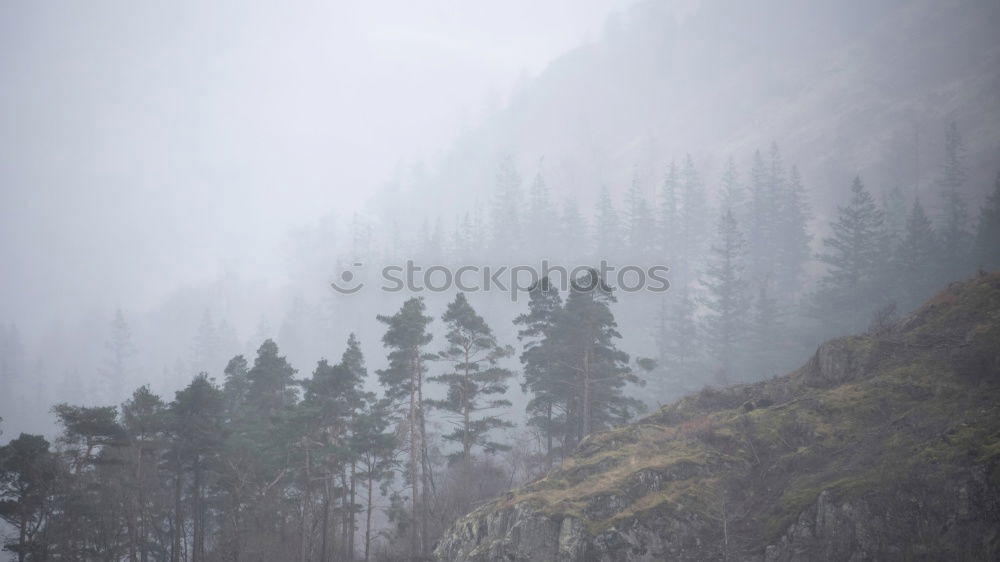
[429, 293, 515, 464]
[525, 168, 557, 256]
[747, 149, 774, 283]
[718, 157, 744, 218]
[104, 310, 136, 402]
[895, 198, 940, 309]
[677, 155, 709, 285]
[699, 209, 749, 380]
[814, 176, 889, 335]
[937, 121, 972, 280]
[774, 165, 813, 295]
[658, 160, 680, 264]
[654, 290, 701, 397]
[625, 168, 656, 260]
[594, 185, 622, 261]
[489, 155, 523, 256]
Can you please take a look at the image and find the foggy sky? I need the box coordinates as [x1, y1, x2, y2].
[0, 0, 630, 337]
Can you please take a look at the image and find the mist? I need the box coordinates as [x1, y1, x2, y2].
[1, 1, 999, 561]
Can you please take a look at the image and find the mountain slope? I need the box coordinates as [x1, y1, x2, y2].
[391, 0, 1000, 228]
[435, 273, 1000, 561]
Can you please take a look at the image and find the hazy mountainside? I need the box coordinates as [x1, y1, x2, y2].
[390, 0, 1000, 224]
[434, 272, 1000, 561]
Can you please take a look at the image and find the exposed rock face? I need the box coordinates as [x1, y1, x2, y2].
[435, 274, 1000, 561]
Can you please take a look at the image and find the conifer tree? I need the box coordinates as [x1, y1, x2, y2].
[429, 293, 515, 464]
[718, 157, 744, 219]
[654, 290, 701, 397]
[747, 149, 774, 283]
[658, 160, 680, 263]
[895, 198, 940, 309]
[375, 298, 433, 556]
[489, 155, 523, 256]
[814, 176, 889, 334]
[554, 270, 644, 446]
[594, 185, 622, 261]
[774, 165, 813, 295]
[104, 310, 136, 402]
[974, 173, 1000, 271]
[699, 209, 749, 379]
[170, 375, 225, 562]
[937, 121, 971, 280]
[526, 168, 557, 255]
[678, 155, 709, 285]
[625, 168, 656, 260]
[0, 433, 60, 562]
[514, 277, 568, 462]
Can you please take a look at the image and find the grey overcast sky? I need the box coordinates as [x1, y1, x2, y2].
[0, 0, 631, 329]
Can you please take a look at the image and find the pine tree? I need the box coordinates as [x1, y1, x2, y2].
[0, 433, 60, 562]
[973, 172, 1000, 271]
[937, 121, 972, 280]
[554, 270, 644, 447]
[375, 298, 433, 556]
[514, 277, 568, 462]
[119, 385, 168, 562]
[221, 355, 250, 418]
[352, 396, 398, 562]
[170, 375, 225, 562]
[895, 198, 940, 309]
[699, 209, 749, 380]
[429, 293, 515, 465]
[245, 339, 298, 418]
[814, 176, 889, 335]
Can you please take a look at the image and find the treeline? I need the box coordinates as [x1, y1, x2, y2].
[0, 276, 647, 561]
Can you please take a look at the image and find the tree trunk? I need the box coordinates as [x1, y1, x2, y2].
[300, 446, 310, 562]
[320, 477, 330, 562]
[364, 469, 374, 562]
[348, 461, 356, 561]
[172, 450, 182, 562]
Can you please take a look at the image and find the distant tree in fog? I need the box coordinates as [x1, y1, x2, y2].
[937, 121, 972, 279]
[814, 176, 890, 334]
[974, 173, 1000, 270]
[699, 209, 749, 379]
[103, 309, 135, 401]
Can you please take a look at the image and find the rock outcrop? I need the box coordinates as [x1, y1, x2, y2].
[436, 274, 1000, 561]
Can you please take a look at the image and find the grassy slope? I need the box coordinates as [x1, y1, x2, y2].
[488, 273, 1000, 550]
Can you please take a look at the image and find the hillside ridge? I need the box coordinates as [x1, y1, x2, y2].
[435, 272, 1000, 561]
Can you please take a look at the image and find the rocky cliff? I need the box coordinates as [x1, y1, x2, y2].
[435, 273, 1000, 561]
